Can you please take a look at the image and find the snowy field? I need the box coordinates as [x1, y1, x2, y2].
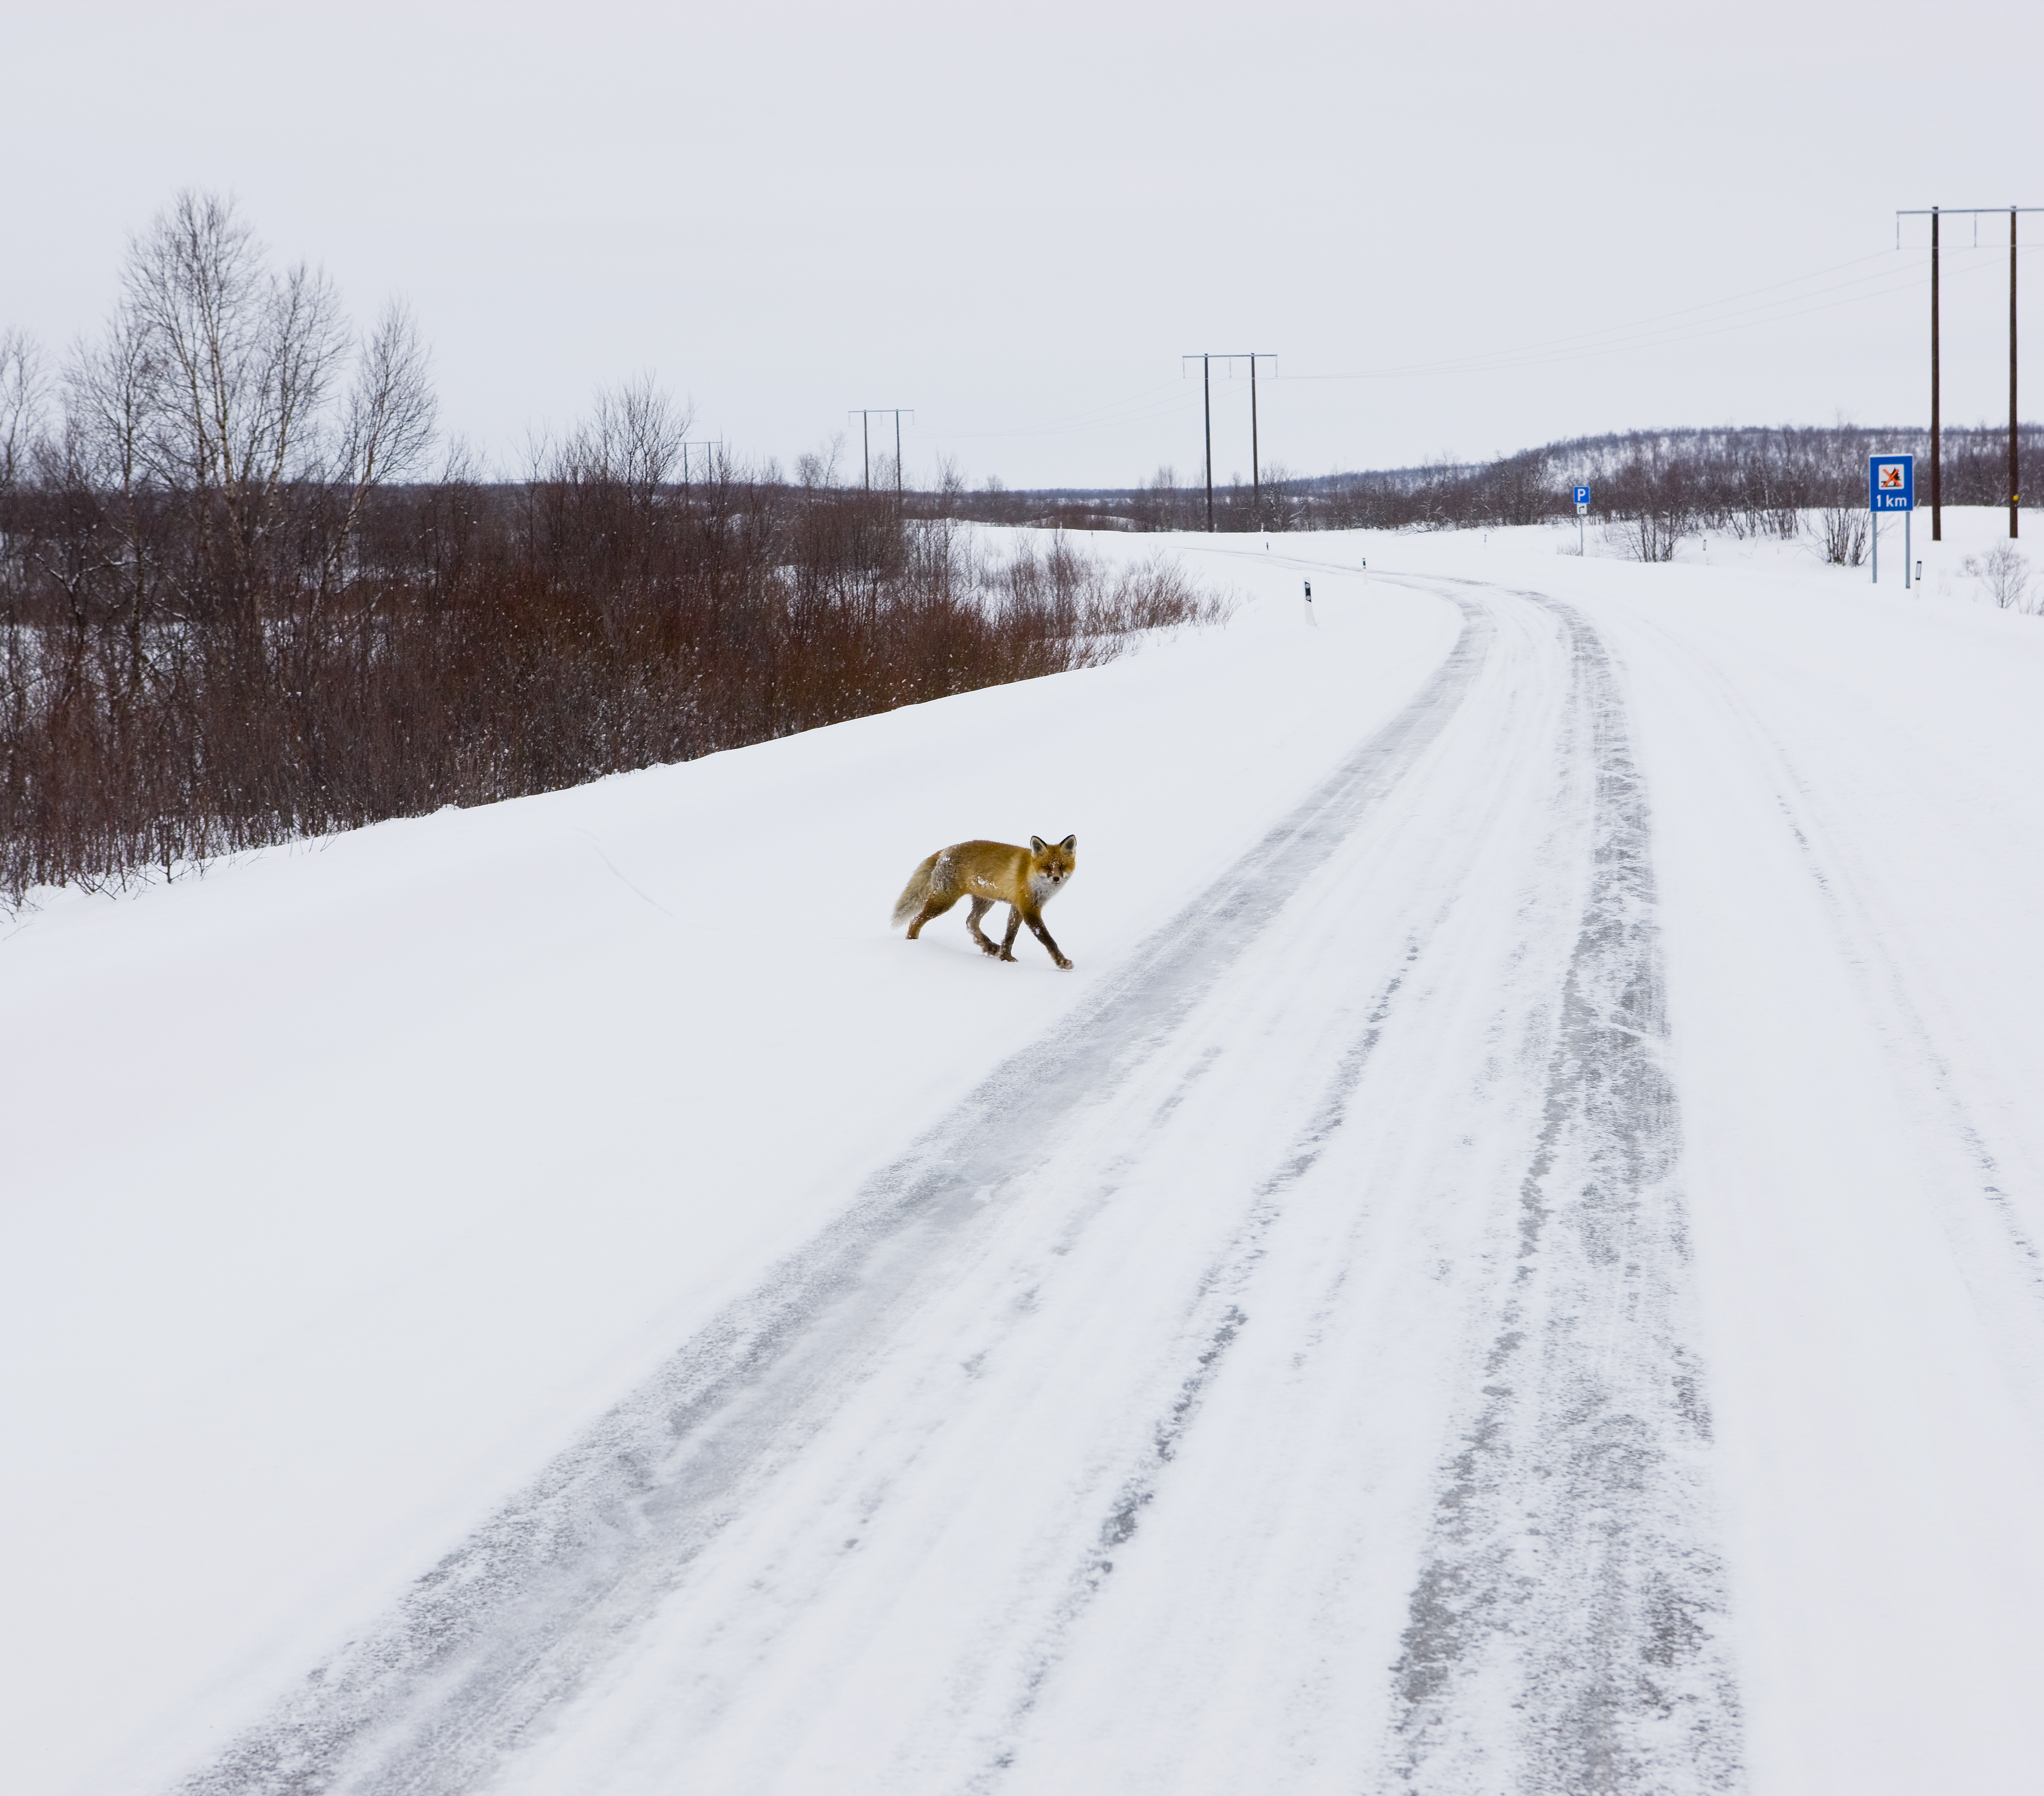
[6, 510, 2044, 1796]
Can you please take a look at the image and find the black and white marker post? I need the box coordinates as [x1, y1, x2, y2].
[1303, 579, 1316, 626]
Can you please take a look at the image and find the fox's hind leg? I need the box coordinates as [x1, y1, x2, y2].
[999, 905, 1025, 962]
[906, 893, 960, 938]
[966, 897, 1002, 956]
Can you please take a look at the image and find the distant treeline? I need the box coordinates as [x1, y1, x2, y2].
[7, 190, 2032, 900]
[925, 423, 2043, 537]
[0, 197, 1221, 902]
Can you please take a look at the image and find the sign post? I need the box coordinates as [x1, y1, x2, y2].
[1868, 454, 1914, 587]
[1574, 484, 1591, 555]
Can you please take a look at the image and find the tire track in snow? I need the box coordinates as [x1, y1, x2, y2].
[965, 938, 1427, 1788]
[173, 602, 1497, 1796]
[1616, 610, 2044, 1408]
[1387, 597, 1745, 1795]
[940, 581, 1595, 1788]
[1676, 617, 2044, 1291]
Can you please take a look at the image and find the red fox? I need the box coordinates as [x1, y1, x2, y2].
[892, 835, 1078, 969]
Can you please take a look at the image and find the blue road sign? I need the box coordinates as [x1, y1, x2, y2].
[1868, 454, 1914, 511]
[1574, 484, 1592, 505]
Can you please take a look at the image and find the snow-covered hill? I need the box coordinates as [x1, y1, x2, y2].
[6, 515, 2044, 1796]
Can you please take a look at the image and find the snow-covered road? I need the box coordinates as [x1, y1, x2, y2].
[181, 579, 1737, 1795]
[11, 522, 2044, 1796]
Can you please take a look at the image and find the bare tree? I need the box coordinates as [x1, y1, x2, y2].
[0, 327, 44, 497]
[580, 373, 687, 496]
[335, 301, 437, 525]
[117, 193, 348, 596]
[908, 451, 968, 522]
[88, 189, 435, 610]
[795, 435, 846, 492]
[65, 310, 154, 497]
[1130, 464, 1182, 532]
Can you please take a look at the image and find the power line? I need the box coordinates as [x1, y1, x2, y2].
[1332, 248, 1899, 371]
[948, 246, 2038, 452]
[943, 381, 1192, 442]
[1285, 259, 1963, 386]
[920, 238, 2036, 489]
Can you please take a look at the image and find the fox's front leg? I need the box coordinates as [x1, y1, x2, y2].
[1031, 913, 1073, 970]
[966, 897, 1002, 956]
[1008, 905, 1073, 970]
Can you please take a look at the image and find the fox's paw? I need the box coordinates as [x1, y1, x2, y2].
[1055, 957, 1074, 970]
[978, 940, 1003, 957]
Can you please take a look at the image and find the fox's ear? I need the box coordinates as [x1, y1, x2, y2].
[1030, 836, 1047, 853]
[1059, 835, 1076, 851]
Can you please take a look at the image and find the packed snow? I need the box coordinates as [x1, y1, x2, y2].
[6, 511, 2044, 1796]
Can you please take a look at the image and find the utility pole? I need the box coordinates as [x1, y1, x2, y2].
[1181, 354, 1273, 533]
[848, 409, 914, 501]
[1202, 355, 1212, 531]
[679, 439, 722, 496]
[1251, 355, 1261, 529]
[1897, 207, 2037, 543]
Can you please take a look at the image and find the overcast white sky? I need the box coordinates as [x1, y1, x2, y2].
[4, 0, 2038, 488]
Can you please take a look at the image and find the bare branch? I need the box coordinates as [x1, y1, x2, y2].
[342, 300, 437, 493]
[0, 326, 47, 495]
[63, 312, 154, 496]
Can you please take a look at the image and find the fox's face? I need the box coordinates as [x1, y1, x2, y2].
[1027, 834, 1077, 895]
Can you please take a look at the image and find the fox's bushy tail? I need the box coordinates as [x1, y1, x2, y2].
[891, 852, 939, 927]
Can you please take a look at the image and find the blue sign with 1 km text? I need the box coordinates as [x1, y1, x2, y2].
[1868, 454, 1913, 511]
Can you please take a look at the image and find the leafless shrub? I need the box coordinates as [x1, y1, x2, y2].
[1088, 555, 1228, 634]
[1820, 507, 1868, 566]
[1615, 506, 1690, 562]
[983, 534, 1230, 648]
[0, 346, 1231, 904]
[1961, 545, 2034, 612]
[1725, 502, 1801, 543]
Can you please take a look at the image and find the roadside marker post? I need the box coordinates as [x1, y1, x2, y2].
[1574, 485, 1591, 555]
[1869, 454, 1914, 588]
[1303, 579, 1316, 626]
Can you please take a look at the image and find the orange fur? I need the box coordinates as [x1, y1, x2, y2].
[892, 835, 1078, 968]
